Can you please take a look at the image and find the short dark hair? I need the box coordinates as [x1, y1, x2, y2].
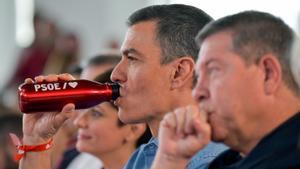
[128, 4, 213, 64]
[196, 10, 300, 94]
[67, 65, 83, 75]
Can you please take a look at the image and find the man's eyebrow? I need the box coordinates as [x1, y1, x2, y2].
[122, 48, 143, 57]
[204, 58, 220, 66]
[195, 58, 220, 74]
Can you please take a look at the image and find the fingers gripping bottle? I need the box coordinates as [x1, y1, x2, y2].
[18, 79, 119, 113]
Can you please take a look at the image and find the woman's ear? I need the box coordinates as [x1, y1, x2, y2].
[258, 54, 282, 95]
[169, 56, 195, 90]
[124, 123, 146, 143]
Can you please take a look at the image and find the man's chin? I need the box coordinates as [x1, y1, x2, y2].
[120, 117, 144, 124]
[211, 135, 224, 143]
[119, 114, 146, 124]
[118, 111, 136, 124]
[211, 131, 228, 144]
[118, 108, 150, 124]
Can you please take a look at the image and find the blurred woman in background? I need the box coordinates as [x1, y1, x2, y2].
[73, 68, 151, 169]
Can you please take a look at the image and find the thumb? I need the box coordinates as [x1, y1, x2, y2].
[61, 103, 76, 119]
[193, 118, 211, 144]
[54, 103, 75, 128]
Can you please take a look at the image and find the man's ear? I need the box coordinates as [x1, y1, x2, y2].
[258, 54, 282, 95]
[124, 124, 146, 143]
[169, 56, 195, 90]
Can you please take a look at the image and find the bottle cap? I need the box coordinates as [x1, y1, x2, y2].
[110, 83, 120, 100]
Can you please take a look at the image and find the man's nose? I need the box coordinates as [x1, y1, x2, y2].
[192, 76, 209, 102]
[111, 59, 126, 83]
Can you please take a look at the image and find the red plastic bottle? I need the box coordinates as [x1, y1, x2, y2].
[18, 79, 119, 113]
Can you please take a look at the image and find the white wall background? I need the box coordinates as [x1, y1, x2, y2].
[0, 0, 148, 90]
[35, 0, 148, 58]
[0, 0, 148, 89]
[171, 0, 300, 33]
[0, 0, 17, 89]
